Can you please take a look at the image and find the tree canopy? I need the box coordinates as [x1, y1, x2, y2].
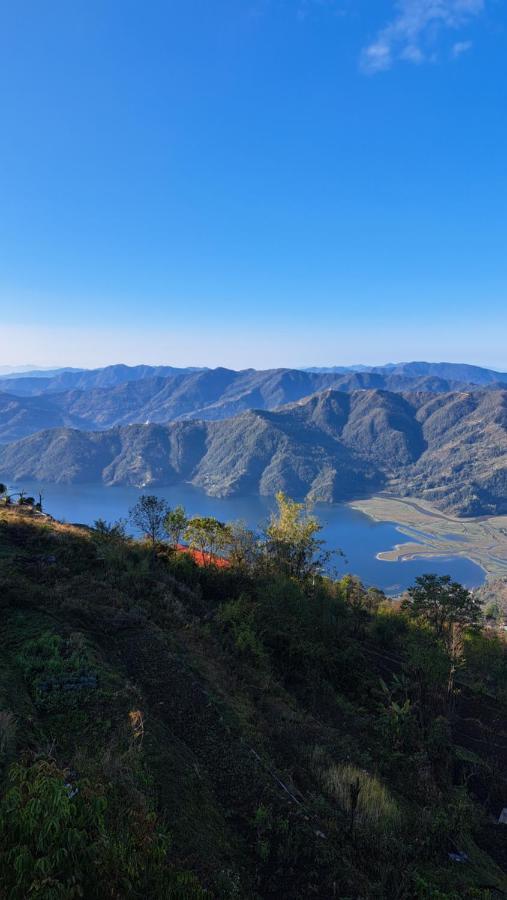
[402, 574, 482, 647]
[264, 491, 332, 582]
[184, 515, 231, 565]
[164, 505, 188, 548]
[129, 494, 169, 547]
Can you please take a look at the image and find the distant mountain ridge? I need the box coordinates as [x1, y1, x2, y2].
[0, 363, 206, 396]
[1, 387, 506, 517]
[1, 364, 506, 443]
[306, 360, 507, 383]
[2, 360, 506, 394]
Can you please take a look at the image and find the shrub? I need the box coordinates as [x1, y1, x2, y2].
[218, 595, 267, 668]
[0, 758, 107, 898]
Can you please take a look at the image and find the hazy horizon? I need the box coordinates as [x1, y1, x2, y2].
[1, 355, 507, 375]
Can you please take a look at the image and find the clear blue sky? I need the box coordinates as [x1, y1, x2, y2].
[1, 0, 506, 369]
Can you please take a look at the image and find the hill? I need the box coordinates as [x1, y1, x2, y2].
[1, 388, 506, 516]
[0, 502, 506, 897]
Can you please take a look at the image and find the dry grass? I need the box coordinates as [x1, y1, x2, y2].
[322, 760, 402, 837]
[1, 504, 89, 533]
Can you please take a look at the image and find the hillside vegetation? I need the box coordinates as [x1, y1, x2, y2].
[1, 497, 507, 898]
[1, 388, 506, 516]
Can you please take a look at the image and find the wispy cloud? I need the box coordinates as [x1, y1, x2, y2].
[360, 0, 484, 74]
[452, 38, 473, 56]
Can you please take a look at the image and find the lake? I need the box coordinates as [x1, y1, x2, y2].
[20, 482, 485, 595]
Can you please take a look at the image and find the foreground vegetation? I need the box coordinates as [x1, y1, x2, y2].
[0, 493, 506, 898]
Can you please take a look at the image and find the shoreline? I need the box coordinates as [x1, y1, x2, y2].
[374, 546, 488, 576]
[349, 495, 507, 581]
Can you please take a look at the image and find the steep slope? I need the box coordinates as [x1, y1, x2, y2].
[1, 506, 506, 897]
[404, 390, 507, 515]
[0, 391, 92, 442]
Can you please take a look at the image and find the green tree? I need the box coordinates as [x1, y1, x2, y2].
[129, 494, 169, 548]
[184, 515, 231, 565]
[164, 505, 188, 548]
[264, 492, 332, 582]
[402, 574, 482, 649]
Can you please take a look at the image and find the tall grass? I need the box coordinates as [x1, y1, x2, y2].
[323, 762, 403, 838]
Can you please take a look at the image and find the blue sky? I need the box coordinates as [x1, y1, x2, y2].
[0, 0, 506, 369]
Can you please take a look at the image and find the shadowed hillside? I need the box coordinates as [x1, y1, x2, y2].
[0, 500, 506, 897]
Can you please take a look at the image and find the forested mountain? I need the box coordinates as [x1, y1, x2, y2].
[1, 364, 505, 443]
[1, 388, 506, 516]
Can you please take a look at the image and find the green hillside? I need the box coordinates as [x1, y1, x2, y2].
[1, 498, 506, 898]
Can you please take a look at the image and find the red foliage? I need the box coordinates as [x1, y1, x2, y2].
[174, 544, 231, 569]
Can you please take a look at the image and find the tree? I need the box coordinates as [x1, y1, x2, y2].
[340, 575, 370, 635]
[263, 492, 332, 582]
[163, 505, 188, 548]
[402, 574, 482, 649]
[129, 495, 169, 548]
[184, 516, 231, 566]
[0, 483, 6, 499]
[226, 520, 260, 570]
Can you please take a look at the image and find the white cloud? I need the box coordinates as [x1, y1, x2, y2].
[452, 38, 473, 56]
[360, 0, 484, 74]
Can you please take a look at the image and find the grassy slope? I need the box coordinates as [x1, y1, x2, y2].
[1, 506, 506, 898]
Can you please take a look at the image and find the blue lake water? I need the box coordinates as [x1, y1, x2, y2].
[19, 482, 485, 595]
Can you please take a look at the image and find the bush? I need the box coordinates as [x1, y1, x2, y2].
[0, 758, 107, 898]
[218, 595, 267, 668]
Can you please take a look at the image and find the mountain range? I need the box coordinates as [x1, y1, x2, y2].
[1, 386, 506, 516]
[1, 361, 507, 443]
